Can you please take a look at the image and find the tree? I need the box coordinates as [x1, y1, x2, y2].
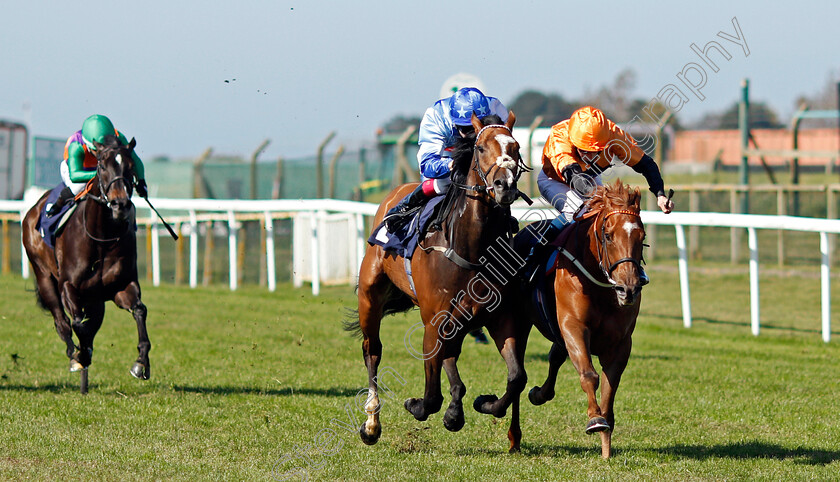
[717, 101, 783, 129]
[509, 90, 577, 127]
[380, 114, 422, 134]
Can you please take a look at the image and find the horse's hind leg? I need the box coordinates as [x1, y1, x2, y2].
[32, 268, 75, 362]
[475, 315, 529, 453]
[114, 282, 150, 380]
[528, 341, 568, 406]
[356, 258, 388, 445]
[595, 336, 632, 459]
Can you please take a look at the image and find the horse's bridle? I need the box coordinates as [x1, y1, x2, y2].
[80, 153, 134, 243]
[594, 208, 645, 285]
[420, 124, 530, 271]
[91, 160, 132, 208]
[452, 124, 531, 204]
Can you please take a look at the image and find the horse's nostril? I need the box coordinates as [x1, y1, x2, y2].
[494, 180, 504, 187]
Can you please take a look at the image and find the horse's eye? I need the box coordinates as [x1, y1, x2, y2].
[476, 146, 484, 154]
[604, 233, 612, 243]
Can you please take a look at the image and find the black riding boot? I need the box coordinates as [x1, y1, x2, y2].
[384, 184, 428, 232]
[520, 216, 568, 285]
[46, 187, 73, 217]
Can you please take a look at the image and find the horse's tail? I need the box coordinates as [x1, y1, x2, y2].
[34, 283, 49, 312]
[343, 284, 415, 339]
[342, 307, 363, 338]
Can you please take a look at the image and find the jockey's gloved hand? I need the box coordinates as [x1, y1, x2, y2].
[562, 163, 596, 195]
[136, 179, 148, 198]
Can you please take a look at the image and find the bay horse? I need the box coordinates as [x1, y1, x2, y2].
[523, 180, 645, 458]
[22, 135, 150, 393]
[348, 112, 532, 452]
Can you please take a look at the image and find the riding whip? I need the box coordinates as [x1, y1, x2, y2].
[141, 195, 179, 241]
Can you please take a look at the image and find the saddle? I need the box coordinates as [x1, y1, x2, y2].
[368, 195, 447, 260]
[37, 185, 78, 249]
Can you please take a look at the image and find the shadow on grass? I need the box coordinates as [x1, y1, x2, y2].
[658, 441, 840, 465]
[456, 443, 602, 457]
[645, 312, 840, 336]
[172, 384, 359, 397]
[0, 383, 78, 393]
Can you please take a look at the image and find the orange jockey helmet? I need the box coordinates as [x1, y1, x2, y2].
[568, 106, 611, 152]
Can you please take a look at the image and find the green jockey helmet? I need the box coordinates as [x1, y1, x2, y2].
[81, 114, 116, 151]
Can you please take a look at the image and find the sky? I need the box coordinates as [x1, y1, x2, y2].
[1, 0, 838, 162]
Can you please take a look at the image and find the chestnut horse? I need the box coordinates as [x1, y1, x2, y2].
[348, 112, 533, 452]
[523, 181, 645, 458]
[22, 135, 150, 393]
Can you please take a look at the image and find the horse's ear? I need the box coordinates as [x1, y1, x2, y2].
[470, 112, 483, 132]
[128, 137, 136, 150]
[505, 110, 516, 130]
[93, 141, 104, 153]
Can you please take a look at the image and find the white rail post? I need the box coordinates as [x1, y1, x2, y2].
[675, 224, 692, 328]
[310, 210, 321, 296]
[20, 208, 29, 279]
[748, 227, 760, 336]
[264, 210, 276, 292]
[355, 213, 365, 276]
[189, 210, 198, 288]
[228, 210, 238, 291]
[820, 231, 831, 343]
[151, 219, 161, 287]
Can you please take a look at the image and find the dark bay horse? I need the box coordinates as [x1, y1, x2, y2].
[349, 112, 532, 452]
[22, 135, 150, 393]
[523, 181, 645, 458]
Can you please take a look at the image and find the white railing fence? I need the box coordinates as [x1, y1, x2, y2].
[1, 197, 838, 342]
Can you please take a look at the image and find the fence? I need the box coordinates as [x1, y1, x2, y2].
[1, 197, 838, 342]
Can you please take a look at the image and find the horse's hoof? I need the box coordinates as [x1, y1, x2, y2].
[473, 394, 504, 417]
[359, 422, 381, 445]
[443, 408, 465, 432]
[528, 386, 547, 406]
[585, 417, 611, 434]
[69, 359, 84, 372]
[130, 362, 150, 380]
[404, 398, 429, 422]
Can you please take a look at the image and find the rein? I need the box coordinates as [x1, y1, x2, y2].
[557, 207, 643, 288]
[451, 124, 532, 201]
[79, 152, 134, 244]
[420, 124, 526, 271]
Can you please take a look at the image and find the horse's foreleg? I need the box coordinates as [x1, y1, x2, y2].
[60, 281, 89, 369]
[529, 341, 568, 406]
[475, 318, 528, 421]
[442, 354, 466, 432]
[404, 322, 444, 421]
[596, 336, 632, 459]
[74, 301, 104, 370]
[560, 322, 609, 434]
[114, 282, 150, 380]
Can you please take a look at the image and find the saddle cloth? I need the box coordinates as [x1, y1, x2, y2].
[367, 194, 446, 260]
[36, 184, 77, 250]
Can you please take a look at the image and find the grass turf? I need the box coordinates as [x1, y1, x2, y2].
[0, 266, 839, 480]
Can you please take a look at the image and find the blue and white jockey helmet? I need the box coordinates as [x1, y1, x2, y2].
[448, 87, 490, 126]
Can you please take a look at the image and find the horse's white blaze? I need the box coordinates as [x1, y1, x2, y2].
[494, 134, 517, 169]
[115, 154, 123, 166]
[623, 221, 640, 236]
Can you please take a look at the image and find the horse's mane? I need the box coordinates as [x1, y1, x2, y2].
[585, 180, 642, 215]
[448, 114, 504, 184]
